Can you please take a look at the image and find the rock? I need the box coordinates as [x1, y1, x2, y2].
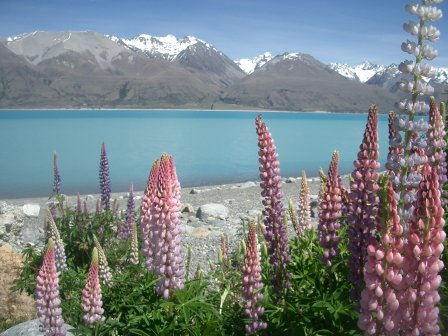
[196, 204, 229, 220]
[285, 177, 296, 183]
[310, 200, 319, 218]
[0, 319, 74, 336]
[239, 181, 257, 189]
[224, 199, 235, 204]
[191, 228, 210, 238]
[0, 202, 6, 214]
[22, 204, 40, 217]
[21, 218, 44, 245]
[190, 188, 201, 194]
[180, 203, 195, 213]
[4, 223, 12, 233]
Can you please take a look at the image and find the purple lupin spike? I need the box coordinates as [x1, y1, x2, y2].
[255, 115, 290, 290]
[347, 105, 381, 301]
[99, 143, 111, 211]
[120, 181, 135, 240]
[52, 151, 61, 195]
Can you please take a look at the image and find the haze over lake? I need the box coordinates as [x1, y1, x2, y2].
[0, 110, 390, 198]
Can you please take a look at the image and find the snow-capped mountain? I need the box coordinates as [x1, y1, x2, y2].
[329, 60, 448, 85]
[328, 61, 385, 83]
[235, 52, 273, 74]
[108, 34, 218, 61]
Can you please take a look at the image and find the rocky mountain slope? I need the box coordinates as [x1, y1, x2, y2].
[1, 31, 446, 111]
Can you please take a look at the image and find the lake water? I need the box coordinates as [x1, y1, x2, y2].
[0, 110, 389, 198]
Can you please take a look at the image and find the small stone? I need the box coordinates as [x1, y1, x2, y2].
[191, 228, 210, 238]
[0, 201, 7, 214]
[285, 177, 296, 183]
[196, 204, 229, 220]
[239, 181, 257, 189]
[224, 199, 235, 204]
[190, 188, 201, 194]
[180, 203, 195, 213]
[22, 204, 40, 217]
[4, 223, 12, 233]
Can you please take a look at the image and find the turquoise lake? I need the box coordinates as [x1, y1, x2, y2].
[0, 110, 389, 198]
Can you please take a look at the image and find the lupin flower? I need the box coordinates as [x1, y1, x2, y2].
[93, 235, 113, 286]
[46, 211, 67, 273]
[95, 199, 101, 214]
[83, 199, 88, 214]
[52, 151, 61, 195]
[35, 238, 66, 336]
[130, 220, 139, 265]
[255, 115, 290, 289]
[297, 170, 312, 233]
[318, 151, 342, 266]
[220, 234, 228, 263]
[389, 0, 443, 226]
[385, 111, 404, 181]
[358, 177, 405, 336]
[140, 159, 160, 265]
[82, 247, 105, 326]
[99, 142, 111, 211]
[426, 98, 447, 205]
[347, 105, 380, 301]
[76, 193, 82, 213]
[401, 163, 445, 335]
[140, 154, 184, 299]
[288, 199, 301, 237]
[120, 181, 135, 240]
[241, 221, 267, 335]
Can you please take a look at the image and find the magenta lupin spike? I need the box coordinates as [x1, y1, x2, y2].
[82, 247, 105, 325]
[347, 105, 381, 301]
[140, 154, 184, 299]
[401, 163, 445, 335]
[35, 238, 66, 336]
[427, 98, 447, 206]
[318, 151, 342, 267]
[358, 178, 405, 335]
[242, 221, 267, 335]
[99, 142, 111, 211]
[255, 114, 290, 290]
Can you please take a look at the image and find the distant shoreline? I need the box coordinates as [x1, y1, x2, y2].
[0, 108, 368, 115]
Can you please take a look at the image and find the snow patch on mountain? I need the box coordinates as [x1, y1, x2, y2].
[328, 61, 385, 83]
[235, 52, 273, 74]
[111, 34, 216, 61]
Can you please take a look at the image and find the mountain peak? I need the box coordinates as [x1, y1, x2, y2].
[112, 34, 213, 61]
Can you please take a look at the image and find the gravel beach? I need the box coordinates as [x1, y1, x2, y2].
[0, 174, 350, 275]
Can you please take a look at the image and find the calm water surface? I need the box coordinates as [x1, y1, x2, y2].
[0, 110, 389, 198]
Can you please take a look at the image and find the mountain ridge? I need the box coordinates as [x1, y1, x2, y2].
[1, 31, 446, 111]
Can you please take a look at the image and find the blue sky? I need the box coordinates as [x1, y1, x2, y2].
[1, 0, 447, 67]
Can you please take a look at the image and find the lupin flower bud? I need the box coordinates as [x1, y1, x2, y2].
[241, 221, 267, 335]
[288, 199, 301, 237]
[120, 181, 135, 240]
[99, 142, 111, 211]
[83, 199, 88, 214]
[401, 163, 445, 335]
[76, 193, 82, 213]
[347, 105, 380, 301]
[130, 221, 139, 265]
[426, 98, 447, 205]
[35, 238, 66, 336]
[93, 235, 112, 286]
[140, 154, 184, 299]
[82, 247, 105, 326]
[255, 115, 290, 289]
[46, 211, 67, 273]
[52, 151, 61, 195]
[220, 234, 228, 263]
[318, 151, 342, 266]
[297, 170, 312, 233]
[358, 177, 405, 336]
[95, 199, 100, 214]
